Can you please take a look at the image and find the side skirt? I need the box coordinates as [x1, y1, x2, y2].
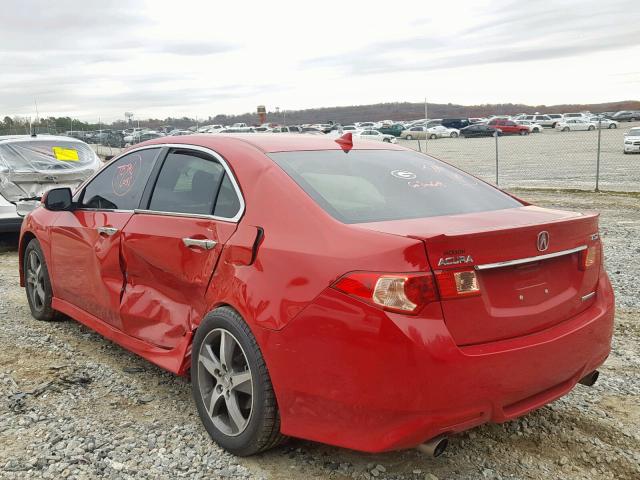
[52, 298, 192, 375]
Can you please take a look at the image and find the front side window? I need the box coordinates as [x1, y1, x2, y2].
[270, 150, 522, 224]
[80, 148, 159, 210]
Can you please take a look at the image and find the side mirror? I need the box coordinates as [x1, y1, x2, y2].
[43, 187, 74, 211]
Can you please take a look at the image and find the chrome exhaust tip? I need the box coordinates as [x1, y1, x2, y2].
[578, 370, 599, 387]
[416, 436, 449, 457]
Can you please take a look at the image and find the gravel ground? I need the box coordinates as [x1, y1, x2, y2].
[1, 190, 639, 480]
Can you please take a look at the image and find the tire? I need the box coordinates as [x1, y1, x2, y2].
[609, 124, 617, 129]
[429, 134, 437, 139]
[551, 122, 557, 128]
[450, 132, 458, 138]
[562, 127, 569, 132]
[624, 150, 629, 154]
[630, 118, 637, 122]
[406, 135, 413, 140]
[383, 138, 391, 143]
[24, 239, 59, 321]
[519, 130, 527, 136]
[588, 126, 595, 131]
[191, 307, 285, 456]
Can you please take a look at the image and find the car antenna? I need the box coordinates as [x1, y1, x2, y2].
[335, 132, 353, 152]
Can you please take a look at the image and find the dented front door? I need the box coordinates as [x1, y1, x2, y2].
[50, 210, 133, 329]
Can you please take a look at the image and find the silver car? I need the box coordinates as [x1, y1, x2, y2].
[0, 135, 101, 232]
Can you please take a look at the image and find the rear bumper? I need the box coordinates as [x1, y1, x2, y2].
[265, 271, 615, 452]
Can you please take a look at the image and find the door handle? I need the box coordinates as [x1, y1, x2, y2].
[97, 226, 118, 236]
[182, 238, 217, 250]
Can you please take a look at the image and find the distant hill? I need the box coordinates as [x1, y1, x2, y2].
[207, 100, 640, 126]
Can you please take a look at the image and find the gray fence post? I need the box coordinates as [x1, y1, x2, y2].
[595, 118, 602, 192]
[495, 131, 499, 186]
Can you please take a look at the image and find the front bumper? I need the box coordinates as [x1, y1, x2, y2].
[624, 144, 640, 153]
[265, 271, 615, 452]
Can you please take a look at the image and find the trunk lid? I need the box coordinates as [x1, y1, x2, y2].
[356, 206, 601, 345]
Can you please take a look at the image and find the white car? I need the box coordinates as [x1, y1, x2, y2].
[426, 125, 460, 139]
[353, 129, 396, 143]
[623, 127, 640, 154]
[0, 135, 102, 232]
[519, 114, 556, 128]
[587, 117, 618, 129]
[555, 119, 597, 132]
[516, 120, 544, 133]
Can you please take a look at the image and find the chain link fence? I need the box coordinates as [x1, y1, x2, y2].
[3, 120, 639, 192]
[399, 121, 640, 192]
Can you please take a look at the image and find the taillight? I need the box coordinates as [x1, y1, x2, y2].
[579, 243, 600, 271]
[434, 268, 481, 299]
[332, 272, 438, 314]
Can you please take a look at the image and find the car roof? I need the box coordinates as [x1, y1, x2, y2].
[136, 133, 406, 153]
[0, 134, 88, 145]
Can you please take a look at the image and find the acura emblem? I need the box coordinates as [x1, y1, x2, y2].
[537, 231, 550, 252]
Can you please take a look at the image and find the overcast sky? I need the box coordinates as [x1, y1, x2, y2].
[1, 0, 638, 122]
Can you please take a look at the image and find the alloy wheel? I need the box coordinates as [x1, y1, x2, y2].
[197, 328, 253, 436]
[26, 250, 46, 311]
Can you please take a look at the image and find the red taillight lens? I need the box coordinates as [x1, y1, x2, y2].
[332, 272, 438, 314]
[434, 268, 481, 299]
[579, 243, 600, 271]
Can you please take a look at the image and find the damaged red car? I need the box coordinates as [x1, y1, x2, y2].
[19, 134, 614, 456]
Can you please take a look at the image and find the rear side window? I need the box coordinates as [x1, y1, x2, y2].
[81, 148, 159, 210]
[270, 150, 522, 224]
[148, 150, 224, 215]
[147, 149, 241, 218]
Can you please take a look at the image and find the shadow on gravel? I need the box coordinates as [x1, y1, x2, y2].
[0, 233, 20, 253]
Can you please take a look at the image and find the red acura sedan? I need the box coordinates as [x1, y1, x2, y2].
[19, 134, 614, 456]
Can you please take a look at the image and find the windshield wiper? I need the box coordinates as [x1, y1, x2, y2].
[18, 196, 42, 202]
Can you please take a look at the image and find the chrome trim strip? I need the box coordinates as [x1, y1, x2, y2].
[133, 208, 236, 223]
[474, 245, 587, 271]
[581, 291, 596, 302]
[76, 143, 245, 223]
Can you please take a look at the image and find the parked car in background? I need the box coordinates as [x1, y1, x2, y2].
[377, 123, 405, 137]
[20, 134, 613, 457]
[125, 131, 165, 145]
[353, 129, 397, 143]
[555, 119, 596, 132]
[547, 114, 564, 124]
[623, 127, 640, 154]
[587, 117, 618, 129]
[341, 125, 361, 133]
[426, 125, 459, 138]
[459, 124, 498, 138]
[169, 130, 193, 136]
[487, 119, 530, 135]
[563, 113, 589, 120]
[64, 131, 92, 142]
[218, 128, 255, 134]
[516, 120, 544, 133]
[400, 126, 427, 140]
[611, 111, 640, 122]
[271, 126, 302, 133]
[0, 135, 101, 232]
[441, 118, 470, 130]
[300, 127, 324, 135]
[521, 115, 556, 128]
[355, 122, 376, 128]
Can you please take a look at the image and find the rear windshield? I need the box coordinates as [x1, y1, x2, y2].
[269, 150, 522, 223]
[0, 139, 97, 173]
